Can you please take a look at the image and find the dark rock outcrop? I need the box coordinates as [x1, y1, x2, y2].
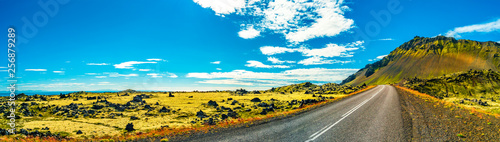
[196, 110, 207, 118]
[208, 100, 218, 107]
[125, 123, 135, 132]
[250, 98, 261, 102]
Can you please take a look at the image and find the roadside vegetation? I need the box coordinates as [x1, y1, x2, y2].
[0, 82, 370, 141]
[402, 69, 500, 114]
[396, 86, 500, 141]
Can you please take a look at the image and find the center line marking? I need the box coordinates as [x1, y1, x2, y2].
[305, 86, 385, 142]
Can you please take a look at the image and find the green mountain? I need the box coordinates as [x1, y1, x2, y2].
[341, 36, 500, 86]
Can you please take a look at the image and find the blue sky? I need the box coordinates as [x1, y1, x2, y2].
[0, 0, 499, 91]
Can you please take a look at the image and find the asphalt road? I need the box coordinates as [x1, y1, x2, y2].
[188, 85, 405, 142]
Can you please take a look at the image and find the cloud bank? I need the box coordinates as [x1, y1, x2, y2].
[193, 0, 354, 43]
[446, 19, 500, 38]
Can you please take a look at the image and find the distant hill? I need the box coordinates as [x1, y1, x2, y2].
[268, 82, 318, 93]
[342, 36, 500, 86]
[267, 82, 366, 94]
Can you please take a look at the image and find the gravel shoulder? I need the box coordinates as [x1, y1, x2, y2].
[396, 86, 500, 141]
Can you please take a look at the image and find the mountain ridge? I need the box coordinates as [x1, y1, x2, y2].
[342, 36, 500, 86]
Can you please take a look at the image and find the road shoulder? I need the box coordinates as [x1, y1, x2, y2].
[396, 86, 500, 141]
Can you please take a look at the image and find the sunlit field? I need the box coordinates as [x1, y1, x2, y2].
[1, 90, 347, 139]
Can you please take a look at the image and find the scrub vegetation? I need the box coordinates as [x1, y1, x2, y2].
[0, 83, 370, 141]
[396, 86, 500, 141]
[402, 69, 500, 114]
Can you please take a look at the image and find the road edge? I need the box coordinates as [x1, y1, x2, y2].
[395, 85, 500, 141]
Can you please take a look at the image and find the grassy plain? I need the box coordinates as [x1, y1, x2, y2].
[0, 90, 349, 140]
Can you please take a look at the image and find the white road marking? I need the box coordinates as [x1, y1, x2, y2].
[309, 99, 369, 138]
[341, 99, 369, 117]
[305, 86, 386, 142]
[309, 122, 331, 138]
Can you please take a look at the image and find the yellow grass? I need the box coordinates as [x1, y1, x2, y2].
[4, 86, 377, 142]
[23, 120, 119, 137]
[8, 90, 355, 141]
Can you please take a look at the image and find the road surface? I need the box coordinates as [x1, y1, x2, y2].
[187, 85, 405, 142]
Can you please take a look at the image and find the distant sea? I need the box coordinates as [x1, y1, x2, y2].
[0, 91, 119, 96]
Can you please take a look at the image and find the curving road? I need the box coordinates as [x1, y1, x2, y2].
[187, 85, 405, 142]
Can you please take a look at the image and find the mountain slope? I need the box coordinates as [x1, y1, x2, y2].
[342, 36, 500, 86]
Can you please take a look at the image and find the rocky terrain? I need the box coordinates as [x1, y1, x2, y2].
[267, 82, 367, 94]
[0, 83, 367, 141]
[402, 69, 500, 114]
[397, 86, 500, 141]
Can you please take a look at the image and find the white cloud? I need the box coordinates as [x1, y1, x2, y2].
[0, 67, 7, 68]
[260, 46, 298, 55]
[86, 63, 109, 65]
[95, 76, 107, 78]
[193, 0, 246, 15]
[167, 73, 178, 78]
[23, 83, 85, 88]
[147, 73, 163, 78]
[85, 73, 99, 75]
[257, 0, 354, 43]
[210, 61, 221, 64]
[120, 74, 138, 77]
[267, 57, 295, 64]
[97, 82, 115, 86]
[260, 41, 363, 58]
[238, 26, 260, 39]
[497, 41, 500, 43]
[445, 19, 500, 38]
[187, 68, 358, 82]
[53, 71, 65, 73]
[147, 58, 165, 61]
[198, 79, 253, 86]
[260, 41, 362, 66]
[248, 79, 294, 86]
[245, 60, 290, 68]
[139, 69, 151, 71]
[114, 61, 157, 69]
[147, 72, 178, 78]
[193, 0, 353, 43]
[216, 68, 222, 70]
[280, 1, 354, 43]
[368, 54, 388, 61]
[376, 55, 388, 59]
[300, 41, 363, 58]
[107, 73, 139, 77]
[378, 38, 394, 41]
[267, 57, 284, 64]
[298, 56, 352, 65]
[25, 69, 47, 71]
